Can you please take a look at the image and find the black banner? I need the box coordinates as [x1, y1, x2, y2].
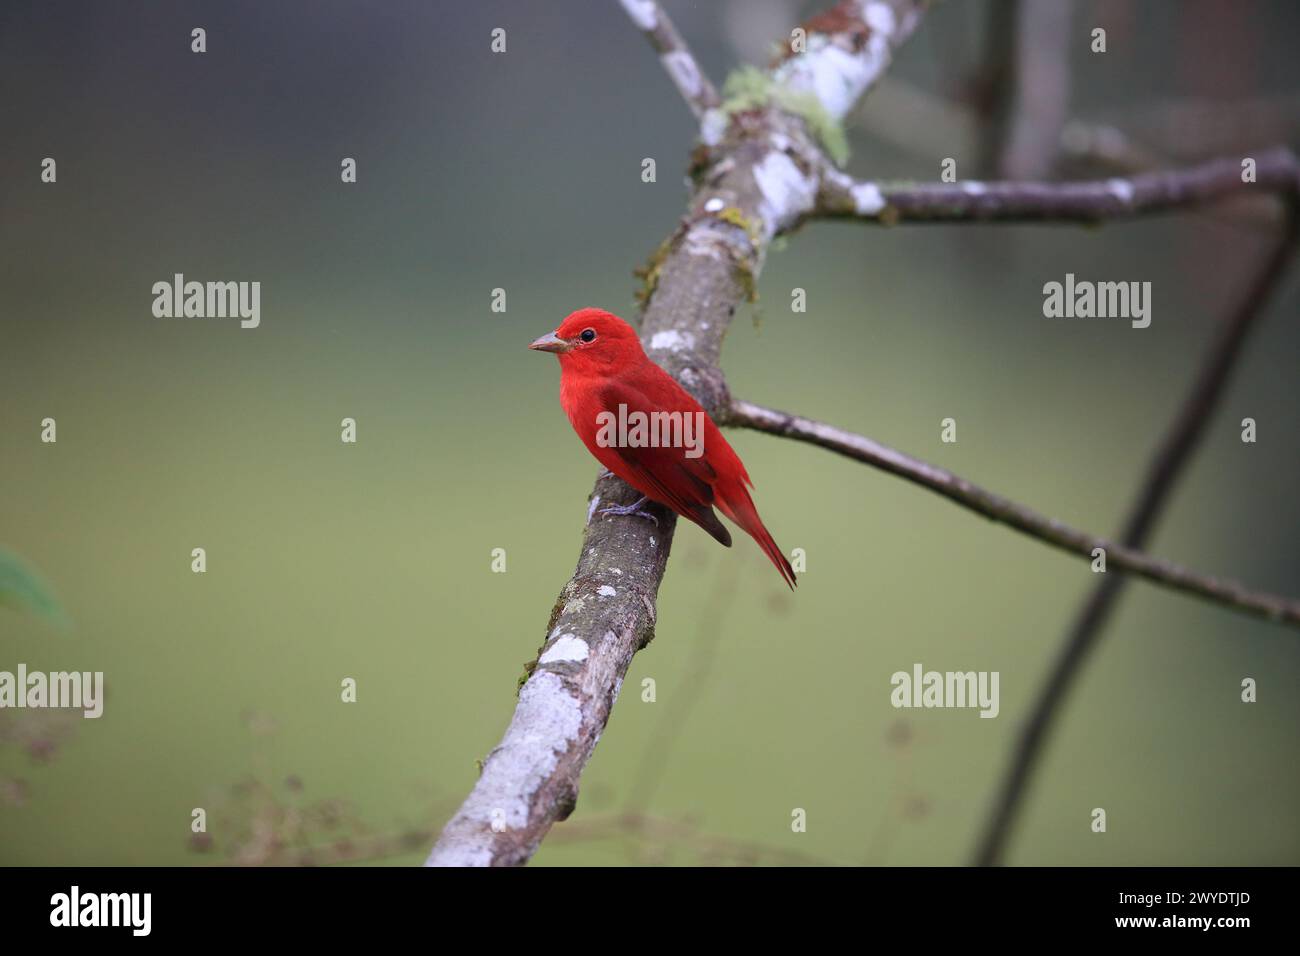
[0, 866, 1282, 941]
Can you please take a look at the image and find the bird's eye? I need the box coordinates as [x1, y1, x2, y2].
[580, 328, 597, 343]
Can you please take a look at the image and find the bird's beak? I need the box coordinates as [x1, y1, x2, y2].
[529, 331, 572, 354]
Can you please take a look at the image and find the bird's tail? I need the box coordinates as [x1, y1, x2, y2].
[716, 484, 797, 590]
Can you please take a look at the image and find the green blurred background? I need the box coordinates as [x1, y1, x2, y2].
[1, 0, 1297, 866]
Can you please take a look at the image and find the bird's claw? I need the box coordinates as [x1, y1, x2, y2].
[598, 496, 659, 526]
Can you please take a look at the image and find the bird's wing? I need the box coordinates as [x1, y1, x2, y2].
[595, 379, 733, 547]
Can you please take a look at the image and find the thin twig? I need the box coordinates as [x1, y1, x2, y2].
[617, 0, 720, 119]
[816, 148, 1298, 224]
[972, 197, 1300, 866]
[725, 399, 1300, 628]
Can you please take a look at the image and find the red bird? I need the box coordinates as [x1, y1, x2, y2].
[530, 308, 796, 589]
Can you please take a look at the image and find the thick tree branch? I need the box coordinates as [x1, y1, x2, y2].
[973, 196, 1300, 867]
[618, 0, 719, 119]
[426, 0, 928, 867]
[726, 399, 1300, 628]
[816, 147, 1299, 224]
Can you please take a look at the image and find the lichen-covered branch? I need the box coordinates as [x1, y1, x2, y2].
[726, 399, 1300, 628]
[617, 0, 719, 119]
[815, 147, 1299, 223]
[426, 0, 928, 867]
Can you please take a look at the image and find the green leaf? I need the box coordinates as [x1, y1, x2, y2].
[0, 549, 67, 626]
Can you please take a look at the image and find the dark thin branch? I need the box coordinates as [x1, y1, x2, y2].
[991, 0, 1075, 180]
[726, 399, 1300, 628]
[815, 147, 1299, 224]
[618, 0, 720, 119]
[1057, 120, 1171, 176]
[972, 196, 1300, 867]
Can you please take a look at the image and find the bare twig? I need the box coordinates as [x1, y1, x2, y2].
[726, 400, 1300, 628]
[816, 147, 1299, 224]
[617, 0, 720, 119]
[972, 197, 1300, 867]
[426, 0, 929, 867]
[1057, 120, 1171, 176]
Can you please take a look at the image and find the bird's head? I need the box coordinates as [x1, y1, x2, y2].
[528, 308, 645, 373]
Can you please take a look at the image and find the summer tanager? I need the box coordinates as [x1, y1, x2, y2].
[530, 308, 796, 589]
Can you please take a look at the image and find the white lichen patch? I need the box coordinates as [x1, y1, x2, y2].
[774, 40, 870, 121]
[619, 0, 657, 31]
[863, 2, 897, 65]
[539, 635, 590, 665]
[683, 231, 727, 263]
[1106, 178, 1135, 204]
[753, 150, 817, 237]
[661, 51, 701, 99]
[587, 495, 601, 525]
[424, 671, 581, 866]
[704, 197, 725, 213]
[649, 329, 695, 351]
[699, 108, 728, 146]
[863, 1, 897, 37]
[597, 585, 617, 597]
[772, 4, 898, 120]
[610, 567, 623, 575]
[768, 131, 796, 155]
[850, 181, 886, 216]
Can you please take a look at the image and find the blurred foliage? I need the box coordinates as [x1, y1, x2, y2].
[0, 549, 65, 626]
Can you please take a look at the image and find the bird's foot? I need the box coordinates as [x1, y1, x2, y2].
[598, 496, 659, 525]
[596, 469, 614, 480]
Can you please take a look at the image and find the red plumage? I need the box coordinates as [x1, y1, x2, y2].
[530, 308, 796, 589]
